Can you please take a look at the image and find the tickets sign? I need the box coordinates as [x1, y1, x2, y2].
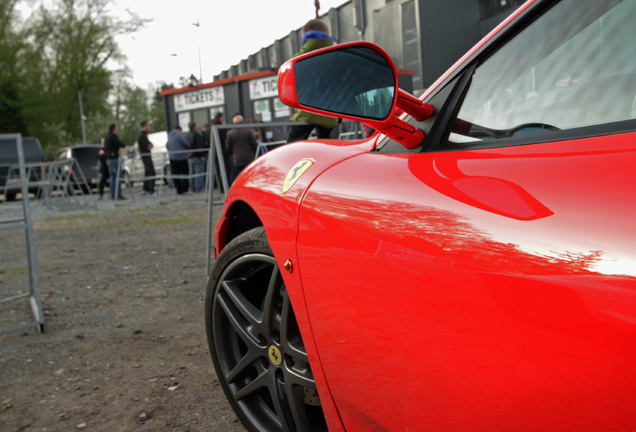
[174, 87, 225, 112]
[249, 76, 278, 100]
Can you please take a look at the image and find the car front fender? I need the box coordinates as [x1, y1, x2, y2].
[213, 137, 376, 431]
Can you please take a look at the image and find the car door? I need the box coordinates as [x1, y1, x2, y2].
[295, 0, 636, 430]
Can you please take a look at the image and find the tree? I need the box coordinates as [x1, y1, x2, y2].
[110, 79, 152, 145]
[20, 0, 146, 148]
[149, 84, 172, 132]
[0, 0, 27, 134]
[0, 0, 172, 158]
[179, 74, 200, 88]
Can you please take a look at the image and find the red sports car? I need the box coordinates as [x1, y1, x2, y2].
[206, 0, 636, 430]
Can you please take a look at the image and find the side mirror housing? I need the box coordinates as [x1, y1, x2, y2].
[279, 41, 433, 149]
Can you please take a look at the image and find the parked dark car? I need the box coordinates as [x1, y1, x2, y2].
[53, 144, 102, 192]
[0, 136, 45, 201]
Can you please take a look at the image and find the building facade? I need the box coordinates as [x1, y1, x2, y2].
[161, 0, 524, 137]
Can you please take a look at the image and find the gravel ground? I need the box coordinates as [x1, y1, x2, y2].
[0, 189, 247, 431]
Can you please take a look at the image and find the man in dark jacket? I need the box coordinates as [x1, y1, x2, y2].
[137, 120, 157, 196]
[167, 125, 190, 195]
[185, 121, 206, 192]
[224, 114, 257, 185]
[104, 123, 126, 200]
[97, 145, 108, 200]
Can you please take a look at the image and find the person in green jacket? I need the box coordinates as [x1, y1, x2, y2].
[286, 19, 339, 143]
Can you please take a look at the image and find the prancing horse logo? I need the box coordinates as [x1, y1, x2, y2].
[268, 345, 283, 366]
[283, 160, 314, 194]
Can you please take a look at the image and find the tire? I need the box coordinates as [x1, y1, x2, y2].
[205, 227, 328, 432]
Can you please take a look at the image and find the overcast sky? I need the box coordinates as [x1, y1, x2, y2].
[111, 0, 347, 89]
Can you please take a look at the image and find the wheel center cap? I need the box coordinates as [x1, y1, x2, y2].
[268, 345, 283, 366]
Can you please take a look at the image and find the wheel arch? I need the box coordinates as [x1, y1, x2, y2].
[220, 199, 264, 253]
[211, 140, 375, 432]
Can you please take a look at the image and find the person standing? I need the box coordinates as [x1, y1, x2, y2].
[212, 112, 230, 188]
[138, 120, 157, 196]
[167, 125, 190, 195]
[97, 137, 108, 200]
[185, 121, 206, 192]
[286, 19, 339, 143]
[104, 123, 126, 200]
[201, 122, 211, 190]
[225, 113, 257, 185]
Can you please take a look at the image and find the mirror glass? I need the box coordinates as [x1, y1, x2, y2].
[295, 46, 396, 120]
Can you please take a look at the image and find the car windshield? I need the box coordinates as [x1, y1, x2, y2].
[449, 0, 636, 143]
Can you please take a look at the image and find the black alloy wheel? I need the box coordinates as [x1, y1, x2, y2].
[205, 227, 328, 432]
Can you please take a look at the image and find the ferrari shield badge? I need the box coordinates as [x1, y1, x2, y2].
[268, 345, 283, 366]
[283, 159, 314, 194]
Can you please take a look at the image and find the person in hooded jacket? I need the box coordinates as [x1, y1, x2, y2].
[167, 125, 190, 195]
[286, 19, 339, 143]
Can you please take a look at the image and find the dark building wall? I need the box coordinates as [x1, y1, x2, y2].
[372, 1, 403, 64]
[398, 71, 414, 94]
[238, 81, 254, 120]
[211, 0, 519, 85]
[164, 96, 176, 131]
[166, 0, 522, 130]
[336, 3, 361, 42]
[279, 36, 295, 61]
[480, 9, 515, 36]
[224, 82, 242, 121]
[418, 0, 481, 88]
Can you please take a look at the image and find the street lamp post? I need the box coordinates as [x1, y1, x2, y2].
[192, 21, 203, 84]
[78, 91, 87, 145]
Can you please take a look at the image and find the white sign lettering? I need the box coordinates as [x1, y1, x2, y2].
[249, 76, 278, 100]
[175, 87, 225, 112]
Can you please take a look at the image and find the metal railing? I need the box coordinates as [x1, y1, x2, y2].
[0, 134, 44, 334]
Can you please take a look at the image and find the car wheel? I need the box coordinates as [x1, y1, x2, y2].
[205, 227, 328, 432]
